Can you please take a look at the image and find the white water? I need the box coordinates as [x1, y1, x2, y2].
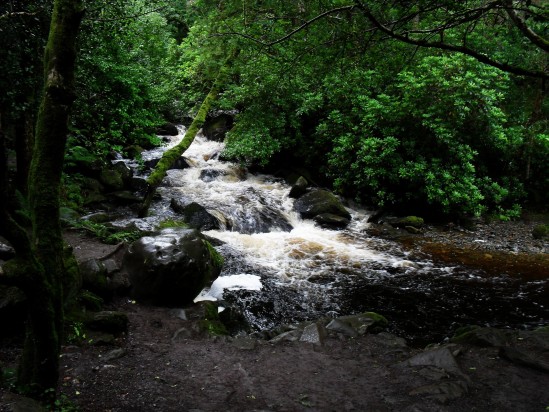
[135, 129, 435, 297]
[115, 126, 548, 340]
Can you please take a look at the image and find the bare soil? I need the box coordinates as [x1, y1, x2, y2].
[1, 217, 549, 412]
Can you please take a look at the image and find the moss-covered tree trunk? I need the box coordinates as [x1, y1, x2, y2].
[138, 51, 238, 218]
[0, 0, 83, 402]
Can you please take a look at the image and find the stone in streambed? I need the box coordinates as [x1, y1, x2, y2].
[123, 228, 221, 306]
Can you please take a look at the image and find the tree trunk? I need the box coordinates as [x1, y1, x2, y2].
[138, 51, 238, 218]
[1, 0, 84, 402]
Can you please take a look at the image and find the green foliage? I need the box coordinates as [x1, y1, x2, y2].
[70, 220, 143, 245]
[204, 240, 224, 270]
[156, 218, 188, 230]
[71, 0, 177, 156]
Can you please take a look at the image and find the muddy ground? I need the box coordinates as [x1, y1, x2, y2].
[1, 217, 548, 411]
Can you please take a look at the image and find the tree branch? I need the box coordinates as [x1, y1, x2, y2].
[502, 0, 549, 53]
[355, 2, 548, 80]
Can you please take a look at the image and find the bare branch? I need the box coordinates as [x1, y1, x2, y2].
[355, 2, 548, 80]
[0, 11, 37, 20]
[502, 0, 549, 53]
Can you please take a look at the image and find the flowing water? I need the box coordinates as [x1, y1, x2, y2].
[120, 127, 549, 345]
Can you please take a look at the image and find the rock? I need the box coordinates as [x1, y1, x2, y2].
[336, 312, 388, 335]
[156, 123, 179, 136]
[270, 329, 302, 343]
[300, 322, 327, 346]
[231, 336, 257, 350]
[404, 347, 463, 377]
[169, 157, 192, 170]
[123, 228, 222, 306]
[450, 326, 513, 347]
[390, 216, 424, 229]
[99, 168, 124, 191]
[112, 161, 133, 184]
[313, 213, 351, 229]
[0, 241, 15, 261]
[499, 346, 549, 373]
[102, 348, 127, 362]
[294, 189, 351, 221]
[532, 224, 549, 240]
[326, 319, 359, 337]
[170, 200, 220, 231]
[405, 225, 422, 234]
[82, 211, 112, 224]
[200, 168, 228, 182]
[59, 207, 80, 225]
[108, 191, 142, 204]
[288, 176, 308, 199]
[130, 176, 148, 191]
[79, 259, 109, 298]
[202, 112, 234, 141]
[124, 144, 144, 158]
[1, 392, 46, 411]
[85, 311, 129, 335]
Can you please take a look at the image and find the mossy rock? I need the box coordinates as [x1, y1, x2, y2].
[390, 216, 424, 229]
[85, 311, 129, 335]
[532, 224, 549, 240]
[199, 301, 229, 336]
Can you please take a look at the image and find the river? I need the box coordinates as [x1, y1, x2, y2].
[117, 126, 549, 345]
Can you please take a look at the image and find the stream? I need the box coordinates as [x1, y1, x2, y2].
[116, 127, 549, 345]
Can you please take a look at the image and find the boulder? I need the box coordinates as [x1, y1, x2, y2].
[170, 199, 220, 231]
[289, 176, 308, 199]
[200, 168, 228, 182]
[313, 213, 351, 229]
[156, 123, 179, 136]
[389, 216, 424, 229]
[85, 311, 129, 335]
[294, 189, 351, 221]
[99, 168, 124, 191]
[532, 224, 549, 240]
[123, 228, 222, 306]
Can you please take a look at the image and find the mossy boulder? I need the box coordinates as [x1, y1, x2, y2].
[532, 224, 549, 240]
[294, 189, 351, 222]
[390, 216, 424, 229]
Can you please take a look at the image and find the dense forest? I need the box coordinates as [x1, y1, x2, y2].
[0, 0, 548, 405]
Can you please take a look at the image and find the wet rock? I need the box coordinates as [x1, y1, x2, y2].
[124, 144, 144, 159]
[289, 176, 308, 199]
[294, 189, 351, 221]
[0, 240, 15, 261]
[112, 161, 133, 184]
[170, 199, 220, 231]
[300, 322, 327, 346]
[200, 168, 228, 182]
[123, 228, 221, 306]
[156, 123, 179, 136]
[169, 157, 192, 170]
[313, 213, 351, 229]
[108, 191, 142, 204]
[130, 176, 148, 191]
[100, 167, 125, 191]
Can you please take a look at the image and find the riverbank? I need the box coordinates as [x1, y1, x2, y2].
[1, 216, 548, 411]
